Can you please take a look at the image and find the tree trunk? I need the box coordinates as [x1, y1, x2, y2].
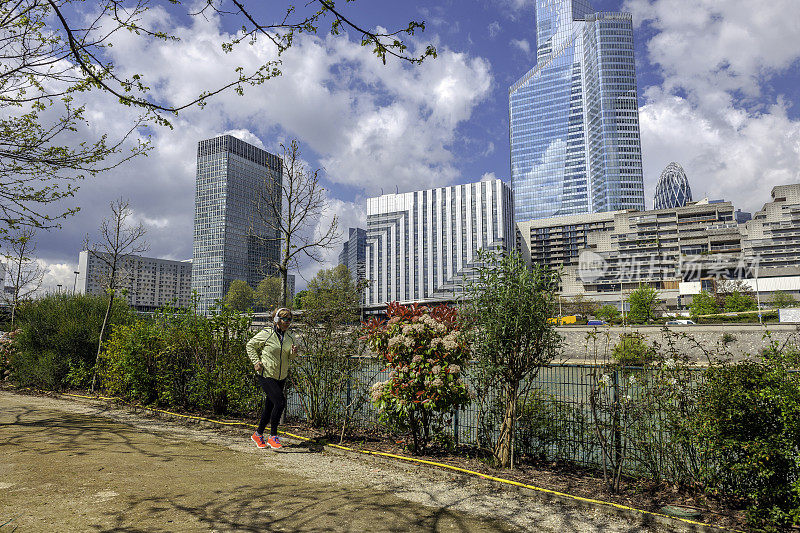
[91, 291, 115, 393]
[494, 380, 518, 468]
[279, 265, 289, 307]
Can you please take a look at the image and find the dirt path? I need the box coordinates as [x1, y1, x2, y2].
[0, 391, 674, 532]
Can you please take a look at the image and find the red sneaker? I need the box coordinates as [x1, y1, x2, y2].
[251, 432, 267, 448]
[266, 435, 283, 450]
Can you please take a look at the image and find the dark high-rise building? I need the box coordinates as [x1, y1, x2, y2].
[509, 0, 645, 222]
[338, 227, 367, 285]
[192, 135, 282, 314]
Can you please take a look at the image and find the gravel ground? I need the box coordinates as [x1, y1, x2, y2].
[0, 391, 688, 532]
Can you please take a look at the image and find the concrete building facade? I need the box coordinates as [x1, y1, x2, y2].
[78, 251, 193, 312]
[364, 179, 513, 310]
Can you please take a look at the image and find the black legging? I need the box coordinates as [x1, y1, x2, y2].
[256, 375, 286, 436]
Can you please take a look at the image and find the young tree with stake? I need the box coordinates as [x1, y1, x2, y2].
[83, 198, 148, 392]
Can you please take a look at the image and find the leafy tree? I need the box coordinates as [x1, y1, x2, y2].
[83, 198, 148, 392]
[302, 265, 362, 322]
[714, 279, 754, 309]
[772, 291, 798, 309]
[724, 291, 757, 313]
[251, 140, 341, 307]
[595, 304, 621, 323]
[1, 0, 434, 238]
[627, 284, 661, 323]
[293, 290, 309, 309]
[224, 280, 254, 312]
[690, 290, 718, 318]
[253, 277, 281, 311]
[461, 250, 562, 468]
[2, 228, 46, 327]
[564, 293, 599, 317]
[293, 265, 366, 430]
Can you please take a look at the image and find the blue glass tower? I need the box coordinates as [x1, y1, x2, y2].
[509, 0, 645, 222]
[654, 162, 692, 210]
[192, 135, 282, 314]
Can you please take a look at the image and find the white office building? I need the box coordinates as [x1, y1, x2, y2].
[78, 251, 193, 311]
[364, 179, 514, 309]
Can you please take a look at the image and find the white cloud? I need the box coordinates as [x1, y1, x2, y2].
[480, 172, 498, 182]
[36, 260, 78, 296]
[510, 38, 531, 56]
[622, 0, 800, 212]
[623, 0, 800, 115]
[488, 21, 501, 39]
[26, 8, 493, 288]
[638, 90, 800, 213]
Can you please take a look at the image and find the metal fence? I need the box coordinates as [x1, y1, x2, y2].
[284, 360, 725, 478]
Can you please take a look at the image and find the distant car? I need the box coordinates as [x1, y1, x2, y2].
[665, 319, 696, 325]
[587, 319, 607, 326]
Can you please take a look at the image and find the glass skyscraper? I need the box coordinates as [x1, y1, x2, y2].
[654, 162, 692, 210]
[192, 135, 282, 314]
[509, 0, 645, 222]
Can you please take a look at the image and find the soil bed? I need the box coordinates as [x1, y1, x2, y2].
[279, 420, 746, 532]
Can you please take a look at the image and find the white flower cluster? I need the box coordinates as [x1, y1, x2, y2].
[387, 334, 414, 350]
[442, 331, 459, 350]
[370, 381, 386, 402]
[421, 313, 447, 333]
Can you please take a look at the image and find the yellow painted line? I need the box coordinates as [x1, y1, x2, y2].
[57, 391, 738, 532]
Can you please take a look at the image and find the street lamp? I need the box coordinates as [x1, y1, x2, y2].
[72, 271, 79, 294]
[57, 284, 62, 293]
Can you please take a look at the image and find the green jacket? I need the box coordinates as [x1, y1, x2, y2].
[245, 327, 297, 380]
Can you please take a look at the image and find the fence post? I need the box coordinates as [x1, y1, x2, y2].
[453, 407, 460, 446]
[612, 368, 622, 471]
[346, 363, 353, 418]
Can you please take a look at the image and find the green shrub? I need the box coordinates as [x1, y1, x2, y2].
[690, 290, 718, 318]
[516, 388, 587, 461]
[612, 333, 654, 366]
[10, 293, 134, 389]
[695, 350, 800, 529]
[724, 291, 757, 313]
[595, 304, 621, 323]
[98, 304, 258, 415]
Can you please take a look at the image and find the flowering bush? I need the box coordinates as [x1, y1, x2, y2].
[362, 302, 472, 453]
[0, 330, 19, 381]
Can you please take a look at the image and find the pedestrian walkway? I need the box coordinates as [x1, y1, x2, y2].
[0, 392, 671, 532]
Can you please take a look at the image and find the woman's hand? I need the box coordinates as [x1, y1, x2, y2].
[254, 362, 264, 373]
[291, 345, 298, 355]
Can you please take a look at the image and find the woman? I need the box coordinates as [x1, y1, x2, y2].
[246, 307, 298, 449]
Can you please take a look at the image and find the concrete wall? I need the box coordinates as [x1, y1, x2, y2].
[556, 324, 800, 363]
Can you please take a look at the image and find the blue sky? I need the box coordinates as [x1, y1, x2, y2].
[23, 0, 800, 292]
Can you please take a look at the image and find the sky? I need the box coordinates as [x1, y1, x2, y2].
[16, 0, 800, 294]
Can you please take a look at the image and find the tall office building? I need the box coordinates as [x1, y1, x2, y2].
[192, 135, 282, 314]
[338, 227, 367, 285]
[509, 0, 645, 222]
[364, 179, 513, 309]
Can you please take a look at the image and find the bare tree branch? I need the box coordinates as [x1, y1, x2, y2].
[1, 227, 46, 327]
[250, 139, 340, 307]
[83, 197, 148, 391]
